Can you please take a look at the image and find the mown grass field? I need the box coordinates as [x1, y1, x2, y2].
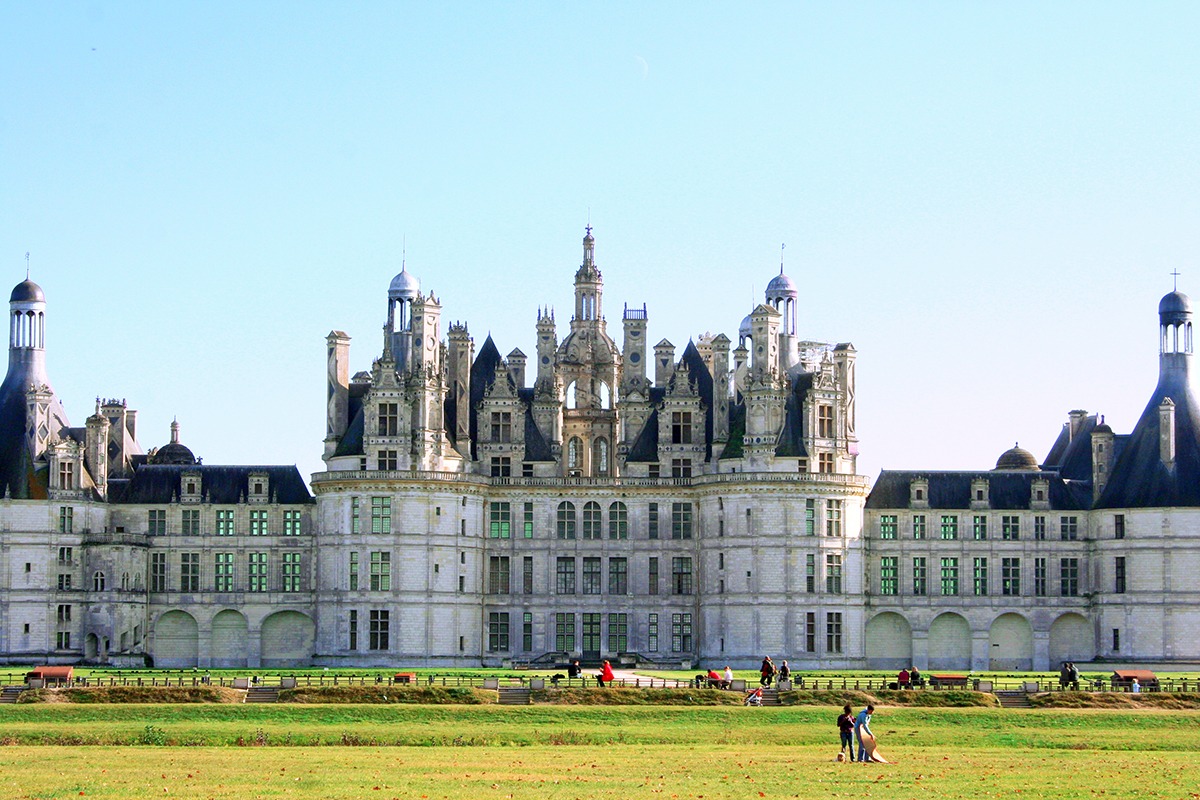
[1, 705, 1199, 799]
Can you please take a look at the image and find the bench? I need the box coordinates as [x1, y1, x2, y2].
[929, 674, 968, 689]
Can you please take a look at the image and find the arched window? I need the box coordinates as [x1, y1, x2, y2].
[582, 501, 602, 539]
[567, 437, 583, 471]
[556, 501, 576, 540]
[121, 572, 130, 591]
[93, 571, 106, 592]
[593, 437, 609, 476]
[565, 382, 578, 410]
[598, 381, 611, 409]
[609, 501, 628, 540]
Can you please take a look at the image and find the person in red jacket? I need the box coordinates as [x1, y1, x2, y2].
[597, 660, 615, 687]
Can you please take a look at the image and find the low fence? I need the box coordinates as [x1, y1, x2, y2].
[2, 672, 1198, 693]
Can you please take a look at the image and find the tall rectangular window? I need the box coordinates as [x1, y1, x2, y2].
[282, 552, 302, 592]
[973, 557, 988, 596]
[180, 553, 200, 592]
[825, 553, 842, 594]
[672, 557, 693, 595]
[56, 631, 71, 650]
[488, 556, 511, 594]
[607, 613, 628, 652]
[522, 555, 533, 594]
[148, 509, 166, 535]
[1060, 516, 1078, 541]
[59, 461, 75, 490]
[369, 610, 389, 650]
[284, 509, 301, 536]
[151, 553, 167, 592]
[1034, 515, 1046, 540]
[806, 553, 816, 593]
[523, 502, 534, 538]
[648, 503, 659, 539]
[1034, 557, 1047, 597]
[826, 612, 843, 653]
[379, 402, 399, 436]
[1112, 628, 1120, 653]
[817, 404, 834, 438]
[582, 502, 602, 539]
[1002, 557, 1021, 596]
[972, 515, 987, 540]
[490, 411, 512, 442]
[248, 552, 267, 592]
[57, 603, 72, 623]
[371, 497, 391, 534]
[582, 557, 602, 594]
[57, 546, 73, 564]
[940, 515, 958, 540]
[215, 509, 234, 536]
[554, 612, 575, 651]
[648, 556, 659, 595]
[912, 515, 926, 539]
[826, 500, 842, 537]
[940, 557, 959, 595]
[181, 509, 200, 536]
[608, 557, 628, 595]
[556, 557, 576, 594]
[522, 612, 533, 652]
[488, 612, 510, 652]
[556, 502, 576, 539]
[348, 610, 358, 651]
[1002, 515, 1020, 540]
[671, 502, 693, 539]
[671, 612, 693, 652]
[1060, 558, 1080, 596]
[214, 552, 234, 591]
[58, 574, 72, 591]
[879, 514, 897, 540]
[609, 502, 628, 539]
[671, 411, 693, 444]
[1114, 514, 1126, 539]
[880, 556, 898, 595]
[489, 502, 511, 538]
[804, 612, 816, 653]
[370, 551, 391, 591]
[805, 499, 816, 536]
[351, 497, 361, 534]
[1114, 556, 1126, 594]
[912, 557, 927, 595]
[250, 509, 268, 536]
[648, 613, 659, 651]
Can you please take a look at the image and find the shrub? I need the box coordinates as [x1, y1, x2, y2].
[277, 686, 493, 704]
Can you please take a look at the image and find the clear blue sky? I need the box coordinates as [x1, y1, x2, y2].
[2, 2, 1198, 482]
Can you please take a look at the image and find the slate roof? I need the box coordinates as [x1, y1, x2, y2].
[0, 364, 73, 499]
[1097, 363, 1200, 508]
[518, 388, 555, 462]
[1042, 414, 1099, 480]
[113, 464, 314, 505]
[774, 372, 812, 458]
[626, 388, 666, 462]
[865, 470, 1092, 511]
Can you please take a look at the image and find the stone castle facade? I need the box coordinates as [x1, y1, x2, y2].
[0, 231, 1195, 669]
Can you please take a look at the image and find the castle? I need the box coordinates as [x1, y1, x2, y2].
[0, 230, 1194, 669]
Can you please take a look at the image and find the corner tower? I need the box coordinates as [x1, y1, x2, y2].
[0, 277, 72, 497]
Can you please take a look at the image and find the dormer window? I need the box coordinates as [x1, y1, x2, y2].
[181, 471, 202, 503]
[247, 472, 270, 504]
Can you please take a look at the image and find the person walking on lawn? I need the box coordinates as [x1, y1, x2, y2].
[854, 704, 875, 762]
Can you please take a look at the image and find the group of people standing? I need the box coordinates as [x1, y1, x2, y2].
[759, 656, 791, 686]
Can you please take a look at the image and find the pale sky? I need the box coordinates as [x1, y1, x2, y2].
[2, 2, 1197, 483]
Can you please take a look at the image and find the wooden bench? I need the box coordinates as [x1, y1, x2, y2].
[929, 674, 968, 689]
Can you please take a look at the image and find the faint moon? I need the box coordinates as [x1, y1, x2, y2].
[634, 55, 649, 80]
